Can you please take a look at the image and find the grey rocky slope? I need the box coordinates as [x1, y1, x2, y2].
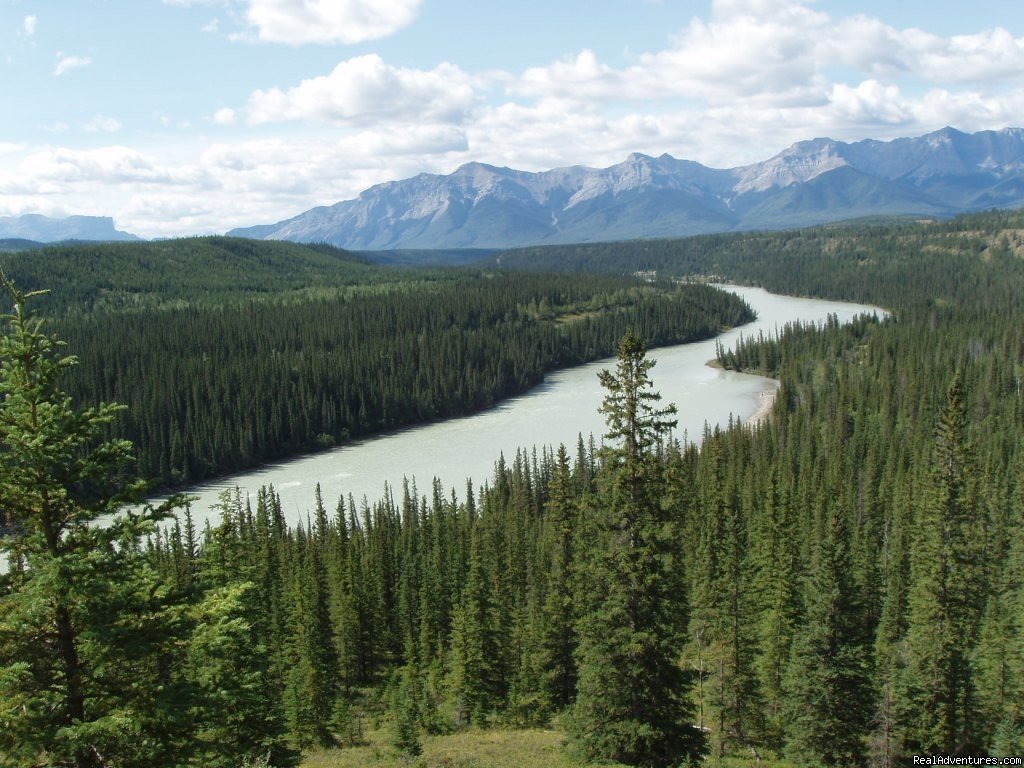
[229, 126, 1024, 250]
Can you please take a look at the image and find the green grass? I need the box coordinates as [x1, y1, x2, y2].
[300, 727, 798, 768]
[301, 727, 622, 768]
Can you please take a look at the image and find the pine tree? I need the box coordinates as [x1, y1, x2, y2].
[568, 330, 704, 767]
[751, 470, 800, 749]
[391, 665, 423, 757]
[0, 276, 188, 767]
[973, 453, 1024, 753]
[282, 537, 337, 748]
[537, 444, 578, 714]
[782, 505, 874, 766]
[447, 523, 503, 725]
[899, 373, 983, 755]
[686, 435, 763, 756]
[185, 583, 299, 768]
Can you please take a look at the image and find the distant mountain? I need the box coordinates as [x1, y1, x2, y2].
[229, 127, 1024, 250]
[0, 214, 140, 242]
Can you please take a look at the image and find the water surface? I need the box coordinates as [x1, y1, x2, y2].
[165, 286, 883, 523]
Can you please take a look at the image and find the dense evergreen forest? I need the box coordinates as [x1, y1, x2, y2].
[0, 237, 752, 488]
[3, 211, 1024, 767]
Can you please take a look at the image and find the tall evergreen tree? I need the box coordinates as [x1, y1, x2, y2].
[686, 436, 763, 755]
[282, 533, 337, 748]
[899, 373, 983, 755]
[448, 523, 504, 726]
[568, 330, 704, 767]
[185, 583, 299, 768]
[0, 277, 186, 767]
[537, 444, 578, 714]
[782, 505, 874, 766]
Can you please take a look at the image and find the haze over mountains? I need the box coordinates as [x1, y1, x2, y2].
[0, 214, 139, 243]
[229, 127, 1024, 250]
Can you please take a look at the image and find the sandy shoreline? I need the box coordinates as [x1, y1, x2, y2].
[744, 382, 780, 428]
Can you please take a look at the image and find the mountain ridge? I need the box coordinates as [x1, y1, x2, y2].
[228, 127, 1024, 250]
[0, 214, 140, 243]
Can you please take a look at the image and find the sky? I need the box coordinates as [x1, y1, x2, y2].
[2, 0, 1023, 239]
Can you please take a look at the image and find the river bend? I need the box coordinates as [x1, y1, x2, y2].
[163, 286, 883, 524]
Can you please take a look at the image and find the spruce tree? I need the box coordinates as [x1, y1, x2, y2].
[899, 373, 983, 754]
[0, 276, 187, 767]
[391, 665, 423, 757]
[782, 505, 874, 766]
[447, 523, 503, 725]
[185, 583, 299, 768]
[537, 444, 578, 713]
[568, 330, 704, 767]
[282, 538, 337, 749]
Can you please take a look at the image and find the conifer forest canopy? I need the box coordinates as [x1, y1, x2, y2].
[2, 211, 1024, 766]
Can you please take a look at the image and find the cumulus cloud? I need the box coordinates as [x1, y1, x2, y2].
[23, 15, 37, 35]
[16, 147, 171, 184]
[10, 0, 1024, 237]
[246, 55, 475, 125]
[53, 54, 92, 76]
[906, 27, 1024, 84]
[495, 0, 1024, 166]
[512, 1, 1024, 109]
[244, 0, 422, 44]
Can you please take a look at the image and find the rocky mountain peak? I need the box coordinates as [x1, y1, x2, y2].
[227, 127, 1024, 251]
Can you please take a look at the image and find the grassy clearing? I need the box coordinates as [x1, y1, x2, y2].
[300, 727, 798, 768]
[300, 727, 624, 768]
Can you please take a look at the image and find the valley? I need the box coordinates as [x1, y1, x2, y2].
[0, 237, 753, 490]
[3, 209, 1024, 768]
[6, 2, 1024, 765]
[168, 284, 881, 526]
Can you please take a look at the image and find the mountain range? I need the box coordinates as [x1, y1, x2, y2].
[0, 214, 139, 243]
[229, 127, 1024, 250]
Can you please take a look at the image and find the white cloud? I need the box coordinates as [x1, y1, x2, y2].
[53, 54, 92, 76]
[213, 107, 237, 125]
[246, 55, 475, 126]
[495, 0, 1024, 166]
[9, 0, 1024, 238]
[827, 81, 911, 125]
[243, 0, 422, 44]
[511, 1, 1024, 110]
[16, 147, 171, 185]
[0, 130, 470, 237]
[23, 15, 37, 36]
[202, 17, 221, 33]
[907, 27, 1024, 84]
[83, 115, 123, 133]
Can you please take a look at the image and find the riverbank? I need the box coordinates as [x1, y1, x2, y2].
[153, 286, 882, 524]
[744, 382, 780, 428]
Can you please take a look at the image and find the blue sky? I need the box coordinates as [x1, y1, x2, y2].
[2, 0, 1023, 237]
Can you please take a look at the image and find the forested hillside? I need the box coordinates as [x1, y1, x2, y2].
[0, 237, 753, 489]
[490, 209, 1024, 306]
[3, 212, 1023, 767]
[0, 236, 383, 312]
[162, 211, 1019, 765]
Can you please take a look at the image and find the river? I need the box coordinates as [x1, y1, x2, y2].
[163, 286, 883, 525]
